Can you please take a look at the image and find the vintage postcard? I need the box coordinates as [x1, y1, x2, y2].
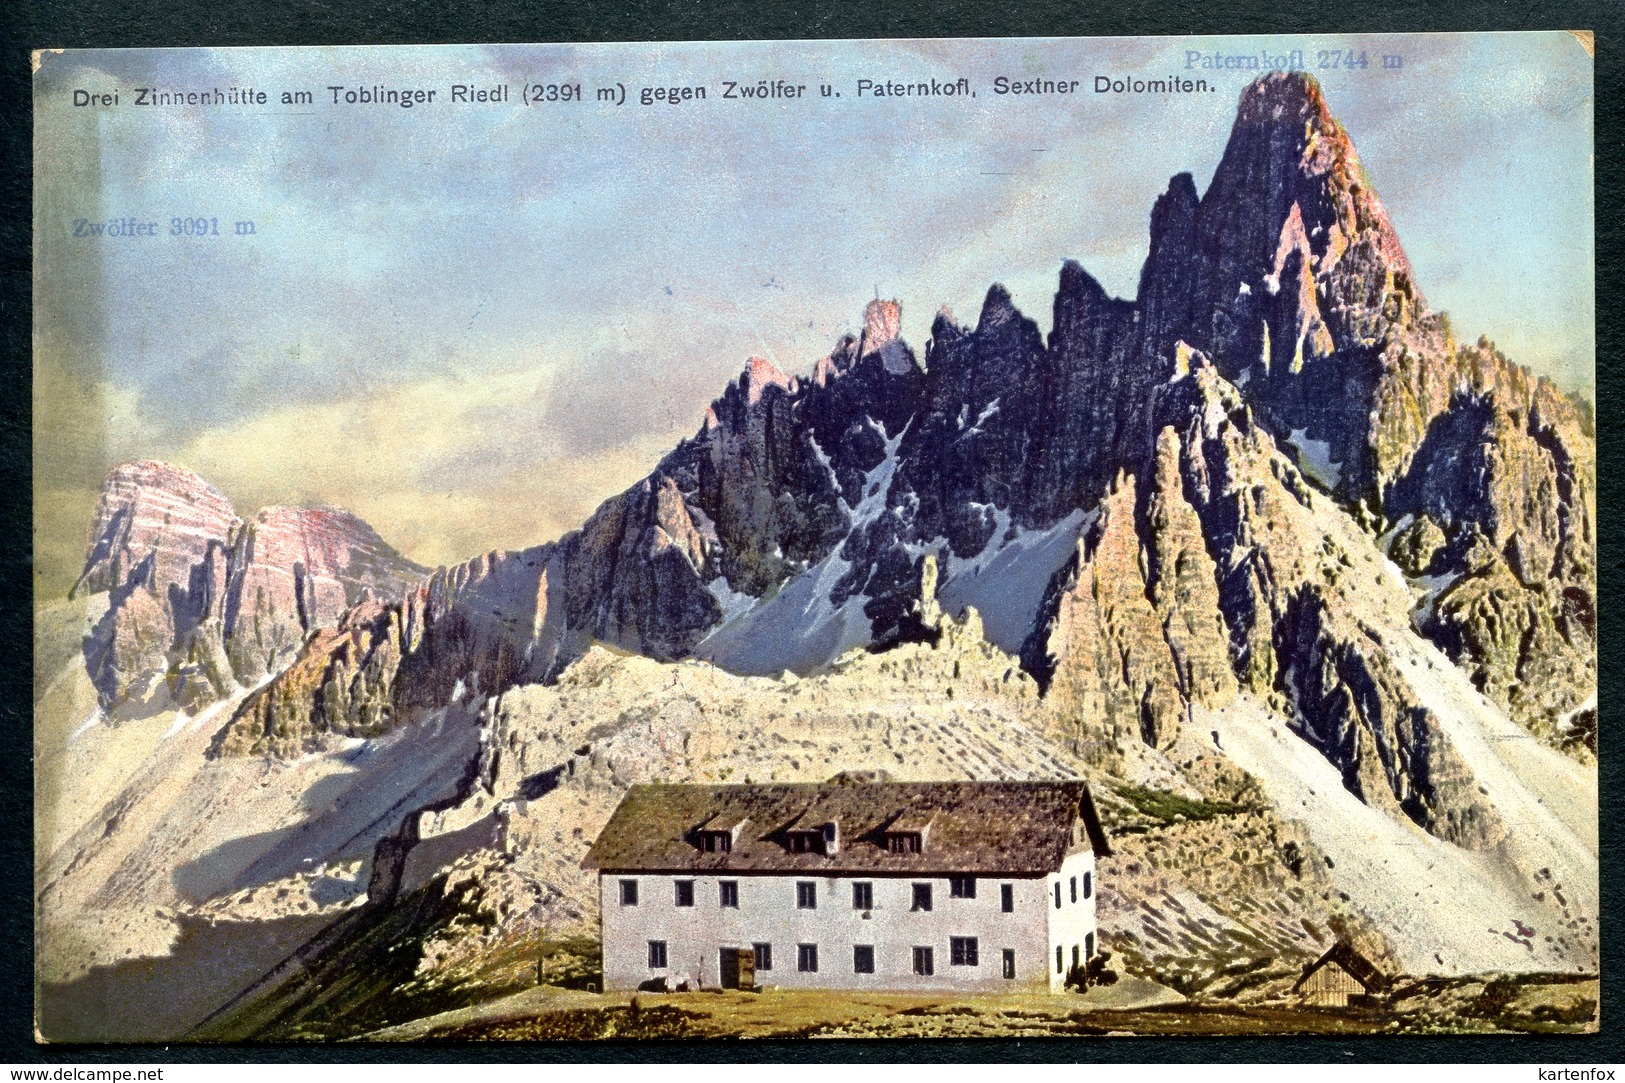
[32, 33, 1596, 1041]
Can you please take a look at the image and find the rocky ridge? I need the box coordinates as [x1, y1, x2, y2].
[193, 74, 1593, 854]
[210, 303, 928, 754]
[1148, 79, 1596, 743]
[72, 461, 429, 718]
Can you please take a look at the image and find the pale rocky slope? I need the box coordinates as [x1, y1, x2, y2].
[38, 560, 1595, 1039]
[190, 620, 1385, 1037]
[200, 584, 1591, 1038]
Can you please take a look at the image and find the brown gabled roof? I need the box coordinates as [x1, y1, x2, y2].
[582, 780, 1109, 875]
[1292, 940, 1391, 994]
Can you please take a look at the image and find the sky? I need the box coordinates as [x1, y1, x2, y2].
[32, 33, 1595, 597]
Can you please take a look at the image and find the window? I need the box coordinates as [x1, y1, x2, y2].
[911, 883, 932, 912]
[699, 830, 732, 853]
[797, 943, 819, 973]
[853, 945, 875, 974]
[1000, 883, 1014, 913]
[647, 940, 667, 968]
[1070, 876, 1077, 904]
[719, 880, 739, 908]
[1072, 944, 1081, 969]
[1083, 871, 1092, 900]
[796, 881, 817, 909]
[675, 879, 694, 907]
[950, 936, 979, 967]
[852, 881, 873, 910]
[787, 830, 825, 854]
[753, 942, 773, 971]
[1056, 946, 1063, 974]
[1053, 882, 1061, 909]
[949, 876, 976, 899]
[1086, 932, 1095, 959]
[912, 946, 934, 976]
[619, 879, 639, 906]
[1002, 949, 1016, 980]
[885, 831, 922, 854]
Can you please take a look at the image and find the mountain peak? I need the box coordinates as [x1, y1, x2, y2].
[74, 460, 427, 714]
[1058, 259, 1109, 304]
[107, 457, 206, 480]
[247, 504, 416, 565]
[977, 283, 1020, 330]
[73, 459, 239, 603]
[741, 355, 793, 404]
[1136, 69, 1421, 400]
[859, 298, 920, 375]
[1212, 72, 1377, 234]
[1235, 70, 1332, 126]
[859, 299, 902, 356]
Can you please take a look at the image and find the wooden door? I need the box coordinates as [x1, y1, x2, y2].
[720, 947, 739, 989]
[720, 946, 754, 989]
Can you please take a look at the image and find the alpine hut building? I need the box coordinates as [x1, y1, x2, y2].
[582, 779, 1111, 993]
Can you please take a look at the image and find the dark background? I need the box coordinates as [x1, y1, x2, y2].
[2, 0, 1618, 1066]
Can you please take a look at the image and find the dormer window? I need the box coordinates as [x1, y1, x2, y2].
[783, 815, 839, 856]
[885, 832, 922, 854]
[787, 830, 825, 855]
[692, 813, 747, 854]
[881, 811, 933, 854]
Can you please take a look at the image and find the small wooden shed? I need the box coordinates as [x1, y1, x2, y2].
[1292, 941, 1390, 1008]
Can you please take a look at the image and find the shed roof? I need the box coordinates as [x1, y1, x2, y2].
[583, 780, 1109, 875]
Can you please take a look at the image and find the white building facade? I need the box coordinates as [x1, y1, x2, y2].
[584, 780, 1108, 993]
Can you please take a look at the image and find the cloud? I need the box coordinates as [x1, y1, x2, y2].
[156, 362, 694, 569]
[33, 348, 166, 597]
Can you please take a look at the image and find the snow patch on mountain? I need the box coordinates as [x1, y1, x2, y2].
[1377, 513, 1415, 554]
[692, 537, 868, 677]
[1287, 428, 1342, 490]
[938, 507, 1093, 653]
[698, 420, 907, 676]
[1413, 572, 1458, 624]
[960, 397, 1002, 438]
[706, 576, 758, 627]
[805, 434, 843, 496]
